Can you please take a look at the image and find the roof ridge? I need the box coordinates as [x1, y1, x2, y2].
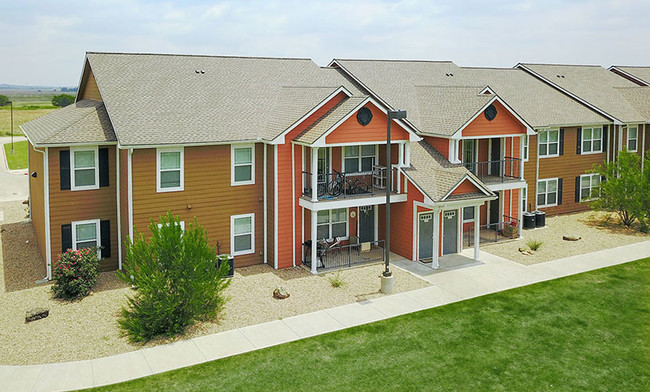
[42, 101, 107, 143]
[334, 58, 455, 64]
[519, 62, 604, 68]
[86, 51, 313, 61]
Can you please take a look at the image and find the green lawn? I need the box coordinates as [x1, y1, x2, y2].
[3, 140, 28, 170]
[85, 259, 650, 392]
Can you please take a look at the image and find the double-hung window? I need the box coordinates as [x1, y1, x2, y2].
[462, 140, 476, 171]
[523, 135, 529, 161]
[72, 219, 101, 258]
[316, 208, 347, 240]
[70, 147, 99, 190]
[522, 187, 528, 212]
[157, 147, 183, 192]
[580, 174, 601, 201]
[627, 126, 638, 152]
[344, 145, 375, 173]
[232, 144, 255, 185]
[538, 129, 559, 157]
[537, 178, 559, 207]
[582, 127, 603, 153]
[231, 213, 254, 256]
[462, 206, 475, 223]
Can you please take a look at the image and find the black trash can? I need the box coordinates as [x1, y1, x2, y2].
[534, 210, 546, 228]
[523, 212, 536, 230]
[217, 254, 235, 278]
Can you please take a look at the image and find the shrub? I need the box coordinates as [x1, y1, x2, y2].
[526, 239, 543, 251]
[117, 212, 231, 342]
[327, 271, 346, 288]
[51, 94, 75, 107]
[502, 221, 518, 238]
[52, 247, 100, 300]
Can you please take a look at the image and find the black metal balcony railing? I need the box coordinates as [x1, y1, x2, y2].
[463, 157, 521, 183]
[303, 240, 385, 270]
[463, 215, 520, 247]
[302, 166, 397, 200]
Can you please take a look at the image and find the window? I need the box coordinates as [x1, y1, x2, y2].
[538, 129, 559, 157]
[627, 126, 638, 152]
[344, 145, 375, 173]
[462, 206, 475, 222]
[70, 147, 99, 190]
[157, 148, 183, 192]
[582, 127, 603, 154]
[523, 135, 529, 161]
[522, 187, 527, 212]
[316, 208, 348, 240]
[462, 140, 476, 171]
[537, 178, 558, 207]
[580, 174, 601, 201]
[232, 144, 255, 185]
[231, 214, 254, 256]
[72, 220, 101, 258]
[157, 221, 185, 230]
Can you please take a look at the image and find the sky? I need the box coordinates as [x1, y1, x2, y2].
[1, 0, 649, 86]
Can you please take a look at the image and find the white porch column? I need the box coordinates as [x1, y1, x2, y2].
[432, 209, 440, 269]
[311, 147, 319, 202]
[518, 188, 523, 237]
[473, 205, 480, 261]
[310, 209, 318, 274]
[520, 135, 525, 179]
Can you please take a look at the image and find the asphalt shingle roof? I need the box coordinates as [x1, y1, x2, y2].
[519, 63, 645, 123]
[294, 96, 369, 144]
[611, 66, 650, 86]
[615, 87, 650, 121]
[86, 52, 364, 146]
[334, 59, 608, 133]
[20, 99, 116, 145]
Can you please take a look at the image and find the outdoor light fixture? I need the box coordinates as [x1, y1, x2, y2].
[31, 172, 37, 178]
[382, 109, 407, 291]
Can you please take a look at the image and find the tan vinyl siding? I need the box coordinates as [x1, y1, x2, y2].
[130, 144, 265, 267]
[119, 149, 129, 262]
[28, 142, 47, 263]
[80, 70, 102, 101]
[48, 146, 118, 271]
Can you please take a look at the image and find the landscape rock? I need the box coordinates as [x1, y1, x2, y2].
[518, 247, 533, 256]
[273, 286, 290, 300]
[25, 307, 49, 323]
[562, 235, 581, 241]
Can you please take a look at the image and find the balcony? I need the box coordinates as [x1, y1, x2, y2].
[303, 239, 385, 270]
[463, 157, 522, 184]
[302, 166, 399, 200]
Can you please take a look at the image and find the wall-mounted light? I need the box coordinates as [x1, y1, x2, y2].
[31, 172, 37, 178]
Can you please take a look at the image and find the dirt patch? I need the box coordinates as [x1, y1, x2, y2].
[0, 262, 428, 365]
[483, 211, 650, 265]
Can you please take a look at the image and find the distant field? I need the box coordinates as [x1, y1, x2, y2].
[0, 108, 57, 136]
[0, 90, 63, 136]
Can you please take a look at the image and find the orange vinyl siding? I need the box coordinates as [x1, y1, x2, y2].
[48, 146, 118, 271]
[389, 179, 425, 260]
[462, 101, 526, 137]
[28, 143, 47, 263]
[423, 136, 449, 159]
[131, 145, 265, 268]
[80, 70, 102, 101]
[325, 104, 410, 144]
[478, 139, 489, 162]
[449, 179, 481, 196]
[502, 189, 520, 220]
[119, 149, 129, 261]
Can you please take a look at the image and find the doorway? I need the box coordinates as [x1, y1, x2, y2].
[358, 205, 375, 243]
[490, 137, 501, 175]
[418, 212, 434, 260]
[442, 210, 459, 255]
[489, 191, 501, 226]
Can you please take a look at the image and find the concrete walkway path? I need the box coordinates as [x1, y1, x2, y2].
[0, 135, 29, 202]
[2, 241, 648, 392]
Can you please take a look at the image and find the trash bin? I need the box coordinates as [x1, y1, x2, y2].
[534, 210, 546, 228]
[523, 212, 536, 230]
[217, 254, 235, 278]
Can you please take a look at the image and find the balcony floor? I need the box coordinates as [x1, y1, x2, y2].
[299, 192, 406, 211]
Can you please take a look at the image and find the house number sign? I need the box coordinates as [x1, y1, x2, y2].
[444, 211, 456, 219]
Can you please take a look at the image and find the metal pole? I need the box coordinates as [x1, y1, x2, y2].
[384, 114, 391, 277]
[10, 101, 14, 154]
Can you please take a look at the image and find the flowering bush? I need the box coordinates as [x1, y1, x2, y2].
[52, 247, 100, 300]
[502, 221, 518, 238]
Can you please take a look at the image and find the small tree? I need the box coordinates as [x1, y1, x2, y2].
[51, 94, 75, 107]
[591, 150, 646, 227]
[0, 94, 9, 106]
[117, 212, 231, 342]
[52, 247, 101, 300]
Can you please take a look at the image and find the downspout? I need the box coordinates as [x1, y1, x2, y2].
[128, 148, 134, 243]
[641, 123, 646, 171]
[273, 144, 278, 269]
[263, 144, 267, 264]
[291, 142, 296, 267]
[33, 146, 52, 280]
[116, 146, 122, 269]
[535, 132, 540, 211]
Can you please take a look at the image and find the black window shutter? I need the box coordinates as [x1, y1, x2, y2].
[557, 178, 563, 205]
[100, 220, 111, 258]
[575, 176, 581, 203]
[99, 148, 109, 187]
[576, 127, 582, 155]
[61, 224, 72, 253]
[602, 125, 609, 151]
[60, 150, 71, 190]
[559, 128, 565, 156]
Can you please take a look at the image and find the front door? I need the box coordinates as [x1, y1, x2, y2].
[490, 138, 501, 175]
[418, 212, 434, 260]
[359, 206, 375, 243]
[442, 210, 458, 255]
[316, 148, 330, 196]
[489, 191, 500, 226]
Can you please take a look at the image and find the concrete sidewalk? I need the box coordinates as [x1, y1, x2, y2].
[0, 135, 29, 202]
[2, 241, 648, 392]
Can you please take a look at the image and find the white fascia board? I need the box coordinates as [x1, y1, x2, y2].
[479, 86, 495, 95]
[515, 64, 622, 124]
[401, 171, 435, 205]
[74, 54, 89, 102]
[34, 141, 117, 148]
[450, 96, 534, 140]
[441, 174, 492, 201]
[608, 66, 650, 86]
[269, 86, 354, 145]
[119, 139, 270, 149]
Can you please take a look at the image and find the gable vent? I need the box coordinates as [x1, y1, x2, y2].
[556, 74, 565, 78]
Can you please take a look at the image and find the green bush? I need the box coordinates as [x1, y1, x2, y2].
[117, 212, 231, 342]
[52, 247, 100, 300]
[526, 239, 543, 251]
[51, 94, 75, 107]
[327, 271, 346, 288]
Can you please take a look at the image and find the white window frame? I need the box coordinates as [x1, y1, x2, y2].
[231, 213, 255, 256]
[462, 206, 475, 223]
[537, 178, 559, 208]
[231, 144, 255, 186]
[581, 126, 603, 154]
[523, 135, 529, 162]
[70, 146, 99, 191]
[579, 174, 601, 202]
[522, 186, 528, 212]
[71, 219, 101, 259]
[316, 208, 349, 241]
[156, 147, 184, 193]
[627, 125, 638, 152]
[538, 129, 560, 158]
[343, 145, 377, 174]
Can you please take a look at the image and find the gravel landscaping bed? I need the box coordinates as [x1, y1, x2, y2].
[482, 211, 650, 265]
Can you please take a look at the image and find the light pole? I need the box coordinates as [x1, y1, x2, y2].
[381, 109, 406, 293]
[1, 100, 13, 154]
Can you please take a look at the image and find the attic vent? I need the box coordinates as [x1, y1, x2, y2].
[357, 107, 373, 126]
[556, 74, 565, 78]
[445, 73, 454, 77]
[484, 104, 497, 121]
[195, 70, 206, 74]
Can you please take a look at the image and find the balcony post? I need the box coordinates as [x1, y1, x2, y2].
[519, 135, 525, 180]
[311, 147, 319, 202]
[310, 209, 318, 274]
[473, 204, 480, 261]
[432, 210, 440, 269]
